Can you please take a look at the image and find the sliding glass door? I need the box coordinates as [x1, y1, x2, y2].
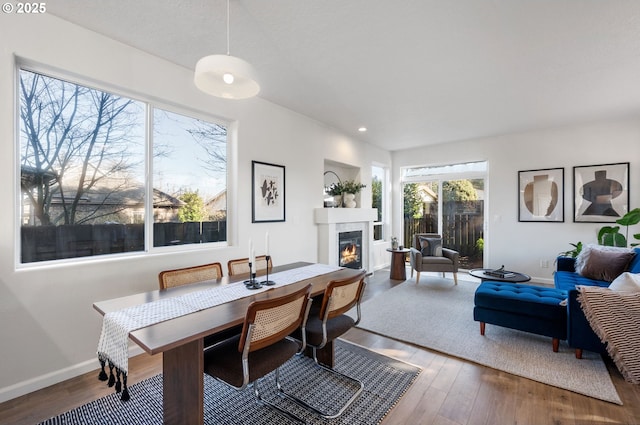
[402, 162, 486, 269]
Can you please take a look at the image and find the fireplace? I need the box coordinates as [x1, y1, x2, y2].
[339, 230, 362, 269]
[314, 207, 377, 272]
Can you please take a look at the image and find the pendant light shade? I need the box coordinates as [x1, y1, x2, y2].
[194, 0, 260, 100]
[194, 54, 260, 99]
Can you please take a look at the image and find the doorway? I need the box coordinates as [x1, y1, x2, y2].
[402, 162, 486, 269]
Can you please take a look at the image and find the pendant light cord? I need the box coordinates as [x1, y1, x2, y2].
[226, 0, 230, 55]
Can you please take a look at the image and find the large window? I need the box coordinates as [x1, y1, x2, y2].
[19, 69, 228, 264]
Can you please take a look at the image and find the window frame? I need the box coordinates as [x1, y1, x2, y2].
[371, 164, 388, 242]
[15, 62, 234, 268]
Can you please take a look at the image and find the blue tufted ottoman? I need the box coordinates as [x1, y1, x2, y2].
[473, 281, 568, 352]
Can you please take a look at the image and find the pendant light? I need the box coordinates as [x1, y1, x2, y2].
[194, 0, 260, 99]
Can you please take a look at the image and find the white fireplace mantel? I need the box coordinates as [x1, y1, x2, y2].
[314, 208, 377, 271]
[314, 208, 377, 224]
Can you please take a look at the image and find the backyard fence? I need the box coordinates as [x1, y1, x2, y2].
[21, 220, 227, 263]
[403, 210, 484, 268]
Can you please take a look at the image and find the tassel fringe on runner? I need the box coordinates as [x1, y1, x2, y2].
[98, 356, 130, 401]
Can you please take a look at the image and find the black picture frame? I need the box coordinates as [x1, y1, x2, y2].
[518, 167, 564, 222]
[251, 161, 285, 223]
[573, 162, 629, 223]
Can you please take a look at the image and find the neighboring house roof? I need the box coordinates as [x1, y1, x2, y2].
[20, 165, 58, 190]
[205, 190, 226, 210]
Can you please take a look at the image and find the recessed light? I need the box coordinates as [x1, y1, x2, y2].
[358, 127, 367, 132]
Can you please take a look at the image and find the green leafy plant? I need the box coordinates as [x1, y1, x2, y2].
[559, 241, 583, 258]
[598, 208, 640, 247]
[341, 180, 366, 194]
[326, 181, 344, 196]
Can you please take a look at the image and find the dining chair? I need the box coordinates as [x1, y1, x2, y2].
[281, 270, 367, 419]
[158, 262, 223, 290]
[227, 255, 272, 276]
[203, 284, 313, 423]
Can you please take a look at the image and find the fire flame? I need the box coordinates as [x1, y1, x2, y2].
[341, 243, 359, 265]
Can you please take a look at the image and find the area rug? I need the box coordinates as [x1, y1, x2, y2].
[354, 278, 622, 404]
[38, 340, 420, 425]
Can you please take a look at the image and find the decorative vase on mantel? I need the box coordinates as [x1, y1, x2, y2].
[333, 194, 343, 208]
[343, 193, 356, 208]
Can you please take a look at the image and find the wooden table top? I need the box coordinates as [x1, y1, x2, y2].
[93, 262, 361, 355]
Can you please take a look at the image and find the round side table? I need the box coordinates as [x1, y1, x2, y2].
[468, 268, 531, 283]
[386, 248, 411, 280]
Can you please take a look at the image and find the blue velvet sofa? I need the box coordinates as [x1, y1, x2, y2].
[554, 246, 640, 358]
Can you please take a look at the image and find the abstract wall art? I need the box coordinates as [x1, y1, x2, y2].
[252, 161, 285, 222]
[573, 162, 629, 223]
[518, 168, 564, 222]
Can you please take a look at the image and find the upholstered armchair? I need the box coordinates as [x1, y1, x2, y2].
[409, 233, 459, 285]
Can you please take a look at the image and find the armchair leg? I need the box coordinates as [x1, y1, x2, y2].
[415, 271, 420, 285]
[575, 349, 583, 359]
[453, 273, 458, 285]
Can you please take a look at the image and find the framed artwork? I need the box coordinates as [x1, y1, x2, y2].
[573, 162, 629, 223]
[252, 161, 285, 222]
[518, 168, 564, 222]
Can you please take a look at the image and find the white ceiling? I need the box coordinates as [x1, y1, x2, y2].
[48, 0, 640, 152]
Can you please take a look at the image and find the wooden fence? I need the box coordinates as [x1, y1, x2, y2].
[21, 221, 227, 263]
[403, 211, 484, 268]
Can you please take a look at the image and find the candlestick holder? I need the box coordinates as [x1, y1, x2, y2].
[260, 255, 275, 286]
[244, 263, 262, 290]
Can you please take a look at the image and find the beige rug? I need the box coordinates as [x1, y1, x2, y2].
[354, 277, 622, 404]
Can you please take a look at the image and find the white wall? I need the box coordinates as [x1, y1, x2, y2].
[0, 14, 391, 401]
[393, 120, 640, 283]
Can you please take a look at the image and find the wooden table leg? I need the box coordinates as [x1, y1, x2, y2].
[314, 340, 335, 368]
[163, 339, 204, 425]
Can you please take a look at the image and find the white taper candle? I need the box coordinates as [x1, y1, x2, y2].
[265, 231, 269, 256]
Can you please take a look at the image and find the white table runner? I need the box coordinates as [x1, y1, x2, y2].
[96, 263, 341, 400]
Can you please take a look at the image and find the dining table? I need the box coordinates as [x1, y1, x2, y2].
[93, 262, 362, 425]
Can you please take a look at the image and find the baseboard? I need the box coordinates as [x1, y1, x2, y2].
[0, 345, 145, 404]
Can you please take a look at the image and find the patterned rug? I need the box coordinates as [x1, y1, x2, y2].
[39, 340, 420, 425]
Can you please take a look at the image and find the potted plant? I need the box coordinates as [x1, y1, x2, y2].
[341, 180, 366, 208]
[326, 181, 345, 207]
[341, 180, 366, 194]
[598, 208, 640, 247]
[559, 241, 583, 258]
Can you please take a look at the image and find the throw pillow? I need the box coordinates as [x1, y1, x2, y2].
[575, 244, 634, 283]
[419, 237, 443, 257]
[609, 272, 640, 292]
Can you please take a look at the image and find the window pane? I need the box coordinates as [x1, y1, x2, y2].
[372, 165, 384, 241]
[19, 70, 146, 263]
[152, 109, 227, 246]
[403, 181, 439, 245]
[442, 179, 484, 269]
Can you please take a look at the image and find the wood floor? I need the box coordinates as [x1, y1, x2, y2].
[1, 269, 639, 425]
